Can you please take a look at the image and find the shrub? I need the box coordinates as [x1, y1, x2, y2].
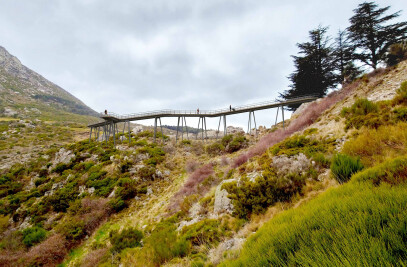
[393, 107, 407, 121]
[206, 142, 224, 155]
[25, 234, 67, 266]
[223, 171, 306, 219]
[109, 227, 143, 253]
[22, 226, 47, 247]
[146, 220, 190, 264]
[221, 134, 233, 147]
[116, 178, 137, 200]
[342, 123, 407, 167]
[330, 154, 363, 184]
[108, 197, 126, 213]
[138, 166, 156, 180]
[351, 156, 407, 186]
[393, 81, 407, 105]
[180, 219, 222, 246]
[57, 217, 85, 241]
[52, 162, 71, 174]
[226, 135, 247, 153]
[46, 183, 78, 212]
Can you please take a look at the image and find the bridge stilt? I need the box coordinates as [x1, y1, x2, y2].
[282, 105, 285, 130]
[253, 111, 257, 137]
[176, 117, 180, 143]
[154, 117, 157, 143]
[89, 127, 93, 143]
[159, 117, 164, 143]
[204, 117, 207, 140]
[216, 116, 222, 139]
[274, 106, 279, 126]
[184, 117, 189, 139]
[128, 121, 131, 145]
[181, 115, 184, 141]
[196, 117, 201, 140]
[113, 123, 116, 147]
[223, 115, 227, 136]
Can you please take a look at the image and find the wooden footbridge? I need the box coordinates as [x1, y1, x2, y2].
[88, 95, 317, 145]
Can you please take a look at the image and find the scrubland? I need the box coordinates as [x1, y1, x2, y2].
[0, 62, 406, 267]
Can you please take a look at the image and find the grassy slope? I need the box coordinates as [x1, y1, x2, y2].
[221, 166, 407, 266]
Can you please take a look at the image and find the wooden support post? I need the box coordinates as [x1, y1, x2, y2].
[274, 106, 279, 126]
[253, 111, 257, 137]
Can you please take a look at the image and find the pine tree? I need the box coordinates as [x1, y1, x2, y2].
[281, 26, 338, 110]
[347, 2, 407, 69]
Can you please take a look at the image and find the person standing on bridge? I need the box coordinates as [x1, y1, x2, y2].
[197, 108, 199, 114]
[229, 105, 232, 111]
[104, 109, 107, 115]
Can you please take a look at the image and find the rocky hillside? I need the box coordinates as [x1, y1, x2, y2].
[0, 46, 98, 121]
[0, 60, 406, 267]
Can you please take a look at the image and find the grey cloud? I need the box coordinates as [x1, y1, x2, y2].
[1, 0, 406, 129]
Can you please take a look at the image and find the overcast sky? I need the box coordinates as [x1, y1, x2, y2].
[1, 0, 406, 129]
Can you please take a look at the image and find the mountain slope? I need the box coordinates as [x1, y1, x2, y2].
[0, 46, 98, 121]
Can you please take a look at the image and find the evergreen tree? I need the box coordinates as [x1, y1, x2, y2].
[347, 2, 407, 69]
[281, 26, 338, 110]
[334, 29, 359, 84]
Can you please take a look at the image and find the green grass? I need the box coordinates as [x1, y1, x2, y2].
[221, 160, 407, 266]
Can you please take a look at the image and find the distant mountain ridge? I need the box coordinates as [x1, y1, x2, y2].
[0, 46, 98, 120]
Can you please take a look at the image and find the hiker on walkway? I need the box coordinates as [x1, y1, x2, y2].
[229, 105, 232, 111]
[104, 109, 107, 115]
[197, 108, 199, 114]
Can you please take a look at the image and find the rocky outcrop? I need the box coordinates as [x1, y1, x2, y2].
[214, 179, 235, 215]
[51, 148, 75, 168]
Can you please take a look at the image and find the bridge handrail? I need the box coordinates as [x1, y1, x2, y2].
[99, 94, 318, 120]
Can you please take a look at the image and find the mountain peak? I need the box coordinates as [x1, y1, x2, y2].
[0, 45, 98, 120]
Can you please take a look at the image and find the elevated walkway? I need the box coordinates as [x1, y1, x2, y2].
[88, 95, 318, 145]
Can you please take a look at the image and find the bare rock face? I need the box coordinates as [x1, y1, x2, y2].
[214, 179, 235, 215]
[226, 126, 244, 134]
[52, 148, 75, 168]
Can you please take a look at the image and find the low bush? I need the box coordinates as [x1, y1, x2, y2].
[393, 80, 407, 105]
[393, 107, 407, 121]
[109, 227, 143, 253]
[180, 219, 223, 246]
[270, 134, 334, 157]
[57, 217, 85, 241]
[146, 220, 190, 264]
[108, 197, 126, 213]
[138, 166, 156, 180]
[331, 154, 363, 184]
[22, 226, 47, 247]
[223, 170, 306, 219]
[351, 156, 407, 186]
[116, 178, 138, 200]
[342, 123, 407, 167]
[206, 142, 224, 155]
